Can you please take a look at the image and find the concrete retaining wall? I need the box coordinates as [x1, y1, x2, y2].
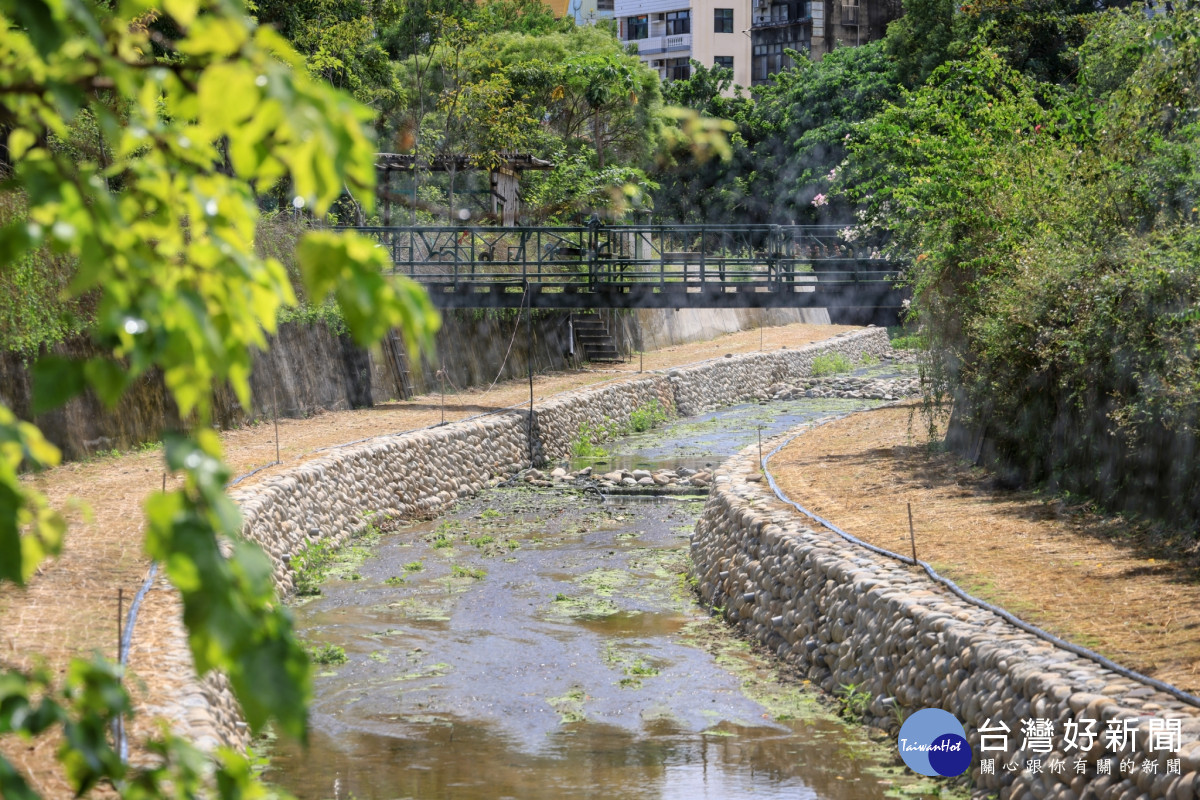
[632, 308, 830, 351]
[2, 308, 818, 462]
[691, 436, 1200, 800]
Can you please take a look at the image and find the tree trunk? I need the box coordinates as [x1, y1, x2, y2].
[593, 110, 604, 170]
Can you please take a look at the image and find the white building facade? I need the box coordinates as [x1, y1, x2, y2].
[614, 0, 751, 90]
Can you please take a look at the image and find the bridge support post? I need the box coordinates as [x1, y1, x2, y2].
[526, 294, 535, 466]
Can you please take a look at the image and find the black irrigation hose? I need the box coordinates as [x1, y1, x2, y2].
[759, 425, 1200, 711]
[225, 460, 280, 488]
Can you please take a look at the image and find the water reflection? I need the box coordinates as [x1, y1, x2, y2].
[286, 712, 898, 800]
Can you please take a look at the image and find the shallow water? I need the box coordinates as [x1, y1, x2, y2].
[269, 384, 952, 800]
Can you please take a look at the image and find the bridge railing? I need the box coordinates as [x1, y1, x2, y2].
[346, 224, 898, 290]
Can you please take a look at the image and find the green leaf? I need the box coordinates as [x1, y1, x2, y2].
[10, 0, 66, 57]
[0, 483, 25, 585]
[147, 434, 311, 740]
[84, 358, 132, 409]
[31, 356, 86, 415]
[7, 130, 36, 161]
[0, 222, 35, 268]
[0, 754, 39, 800]
[298, 231, 440, 350]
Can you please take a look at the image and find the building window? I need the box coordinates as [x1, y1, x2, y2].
[771, 3, 789, 21]
[714, 55, 734, 71]
[666, 57, 691, 80]
[627, 14, 648, 39]
[752, 43, 785, 81]
[598, 0, 613, 9]
[714, 8, 734, 33]
[665, 10, 690, 35]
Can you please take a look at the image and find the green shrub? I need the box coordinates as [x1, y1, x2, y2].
[310, 644, 348, 665]
[628, 398, 670, 432]
[571, 420, 609, 458]
[810, 353, 854, 377]
[890, 333, 925, 350]
[292, 539, 335, 596]
[835, 683, 871, 721]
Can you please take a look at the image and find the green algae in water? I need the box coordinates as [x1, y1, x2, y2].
[384, 596, 457, 621]
[277, 398, 971, 800]
[547, 687, 588, 723]
[545, 592, 621, 619]
[577, 568, 634, 596]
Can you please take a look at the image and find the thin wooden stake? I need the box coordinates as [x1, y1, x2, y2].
[907, 502, 918, 564]
[639, 351, 643, 373]
[271, 380, 281, 465]
[440, 363, 446, 426]
[757, 426, 763, 466]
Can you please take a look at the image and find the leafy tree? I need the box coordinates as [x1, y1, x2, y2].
[390, 23, 665, 220]
[882, 0, 965, 87]
[651, 43, 898, 225]
[0, 0, 437, 796]
[250, 0, 407, 144]
[883, 0, 1098, 87]
[469, 0, 565, 36]
[650, 61, 751, 223]
[843, 8, 1200, 528]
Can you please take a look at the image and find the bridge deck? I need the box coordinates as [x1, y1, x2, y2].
[347, 224, 906, 324]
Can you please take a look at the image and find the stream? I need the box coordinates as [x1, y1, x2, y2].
[269, 383, 956, 800]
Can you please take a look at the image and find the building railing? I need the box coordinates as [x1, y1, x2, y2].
[626, 32, 693, 54]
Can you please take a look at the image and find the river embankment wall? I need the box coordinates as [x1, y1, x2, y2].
[2, 308, 814, 462]
[691, 438, 1200, 800]
[165, 326, 889, 752]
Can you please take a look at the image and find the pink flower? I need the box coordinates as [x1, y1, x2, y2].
[812, 193, 828, 207]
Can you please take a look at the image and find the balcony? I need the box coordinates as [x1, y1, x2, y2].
[751, 14, 812, 29]
[628, 33, 692, 55]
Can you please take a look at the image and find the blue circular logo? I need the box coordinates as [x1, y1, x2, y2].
[898, 708, 972, 777]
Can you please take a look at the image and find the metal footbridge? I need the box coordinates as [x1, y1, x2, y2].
[353, 223, 906, 325]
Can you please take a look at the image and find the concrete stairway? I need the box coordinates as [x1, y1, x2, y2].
[572, 312, 623, 363]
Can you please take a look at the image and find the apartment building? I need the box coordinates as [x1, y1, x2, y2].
[614, 0, 752, 89]
[749, 0, 900, 84]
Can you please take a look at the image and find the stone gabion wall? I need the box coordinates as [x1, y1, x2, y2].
[530, 375, 675, 464]
[692, 441, 1200, 800]
[230, 326, 892, 594]
[232, 414, 531, 593]
[160, 326, 889, 751]
[668, 328, 892, 416]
